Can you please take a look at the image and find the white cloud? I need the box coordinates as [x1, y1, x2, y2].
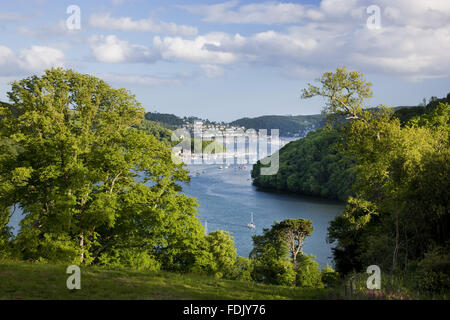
[89, 13, 198, 36]
[0, 12, 26, 22]
[99, 73, 182, 87]
[0, 45, 65, 75]
[153, 33, 236, 65]
[179, 0, 324, 24]
[89, 35, 158, 63]
[83, 1, 450, 81]
[177, 0, 450, 80]
[17, 20, 79, 38]
[201, 64, 224, 78]
[18, 46, 65, 72]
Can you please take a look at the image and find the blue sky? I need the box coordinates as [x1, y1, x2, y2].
[0, 0, 449, 121]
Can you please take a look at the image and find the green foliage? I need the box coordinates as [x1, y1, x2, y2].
[230, 114, 325, 137]
[416, 246, 450, 294]
[0, 207, 12, 258]
[145, 112, 185, 129]
[301, 66, 373, 121]
[295, 254, 324, 288]
[250, 222, 293, 285]
[327, 197, 378, 274]
[250, 219, 321, 287]
[304, 67, 449, 296]
[0, 69, 208, 273]
[227, 257, 254, 281]
[97, 247, 161, 272]
[135, 119, 173, 145]
[203, 230, 237, 278]
[321, 264, 341, 288]
[252, 128, 355, 201]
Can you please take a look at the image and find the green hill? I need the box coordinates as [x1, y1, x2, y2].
[144, 112, 185, 129]
[229, 114, 326, 137]
[0, 260, 332, 300]
[252, 128, 355, 201]
[251, 94, 450, 201]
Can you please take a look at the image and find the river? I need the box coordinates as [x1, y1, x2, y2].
[183, 163, 344, 267]
[7, 142, 345, 268]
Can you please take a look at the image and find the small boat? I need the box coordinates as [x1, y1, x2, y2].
[218, 166, 223, 170]
[247, 212, 255, 229]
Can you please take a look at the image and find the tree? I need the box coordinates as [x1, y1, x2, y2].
[0, 68, 207, 271]
[301, 66, 372, 121]
[295, 253, 323, 288]
[303, 68, 449, 287]
[204, 230, 237, 278]
[274, 219, 313, 286]
[0, 207, 12, 257]
[250, 223, 294, 285]
[250, 219, 317, 287]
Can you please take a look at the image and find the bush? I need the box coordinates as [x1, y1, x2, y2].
[226, 257, 253, 281]
[295, 254, 324, 288]
[321, 264, 341, 288]
[416, 247, 450, 294]
[98, 248, 161, 272]
[252, 258, 296, 286]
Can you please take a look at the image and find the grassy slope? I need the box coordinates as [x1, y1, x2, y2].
[0, 261, 333, 300]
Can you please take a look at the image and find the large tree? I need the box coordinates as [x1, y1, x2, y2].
[303, 68, 450, 281]
[274, 219, 313, 286]
[0, 68, 206, 270]
[250, 219, 316, 287]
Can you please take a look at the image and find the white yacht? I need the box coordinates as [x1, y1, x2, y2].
[247, 212, 255, 230]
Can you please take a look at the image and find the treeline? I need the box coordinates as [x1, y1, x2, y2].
[303, 68, 449, 295]
[135, 119, 173, 145]
[252, 128, 355, 201]
[230, 114, 325, 137]
[252, 95, 450, 202]
[394, 94, 450, 124]
[145, 112, 185, 129]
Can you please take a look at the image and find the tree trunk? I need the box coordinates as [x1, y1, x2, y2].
[392, 213, 399, 271]
[292, 253, 297, 287]
[79, 233, 84, 264]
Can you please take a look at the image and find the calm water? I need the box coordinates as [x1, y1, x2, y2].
[183, 163, 345, 267]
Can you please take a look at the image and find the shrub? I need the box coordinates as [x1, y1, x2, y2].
[98, 248, 161, 272]
[226, 257, 253, 281]
[416, 247, 450, 294]
[295, 254, 324, 288]
[321, 264, 341, 288]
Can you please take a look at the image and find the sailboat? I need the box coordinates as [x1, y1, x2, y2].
[247, 212, 255, 230]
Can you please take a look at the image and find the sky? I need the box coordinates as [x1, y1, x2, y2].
[0, 0, 449, 122]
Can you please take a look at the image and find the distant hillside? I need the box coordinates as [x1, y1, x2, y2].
[251, 93, 450, 201]
[393, 93, 450, 124]
[229, 114, 326, 137]
[145, 112, 185, 129]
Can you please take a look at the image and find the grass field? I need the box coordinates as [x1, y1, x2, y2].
[0, 260, 335, 300]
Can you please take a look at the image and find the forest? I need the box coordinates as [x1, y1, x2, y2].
[254, 67, 450, 295]
[230, 114, 325, 137]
